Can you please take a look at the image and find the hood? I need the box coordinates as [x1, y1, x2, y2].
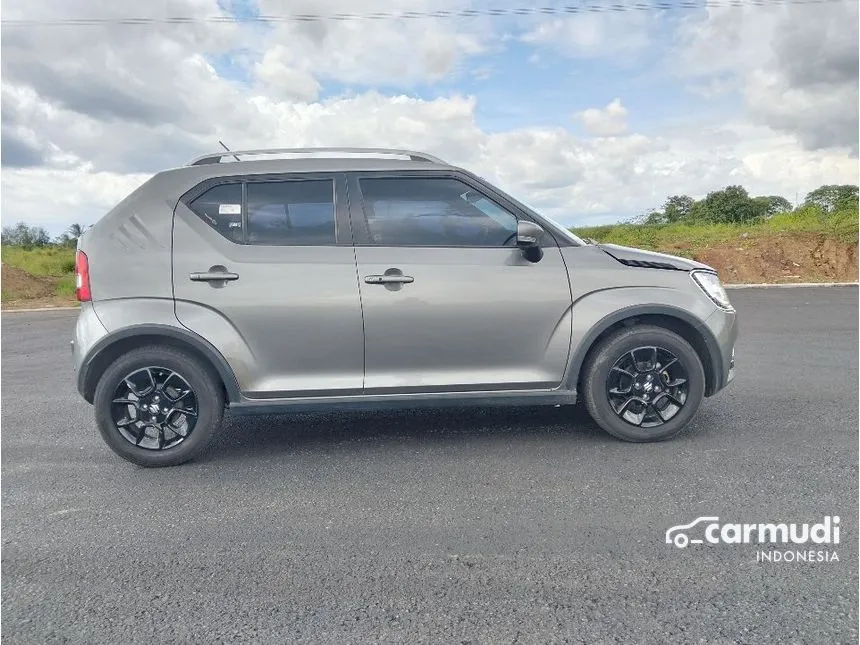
[598, 243, 715, 272]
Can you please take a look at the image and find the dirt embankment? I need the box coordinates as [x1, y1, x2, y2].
[675, 233, 857, 284]
[1, 264, 76, 309]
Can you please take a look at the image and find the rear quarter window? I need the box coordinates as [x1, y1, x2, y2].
[188, 183, 244, 243]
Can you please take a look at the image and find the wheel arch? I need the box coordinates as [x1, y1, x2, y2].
[78, 324, 241, 404]
[567, 305, 724, 397]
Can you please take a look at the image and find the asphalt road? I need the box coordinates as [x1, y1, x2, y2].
[1, 287, 858, 644]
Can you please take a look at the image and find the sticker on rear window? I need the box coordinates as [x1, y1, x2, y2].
[219, 203, 241, 215]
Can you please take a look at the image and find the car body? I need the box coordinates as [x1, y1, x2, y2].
[72, 147, 737, 466]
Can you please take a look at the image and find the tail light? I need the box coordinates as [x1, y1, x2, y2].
[75, 250, 91, 301]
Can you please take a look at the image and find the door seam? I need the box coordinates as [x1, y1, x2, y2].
[344, 175, 368, 392]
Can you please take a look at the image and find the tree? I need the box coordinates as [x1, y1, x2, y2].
[662, 195, 695, 223]
[643, 209, 666, 225]
[55, 222, 87, 248]
[67, 223, 85, 238]
[699, 185, 768, 224]
[803, 185, 859, 213]
[759, 195, 792, 216]
[0, 221, 51, 248]
[687, 200, 711, 222]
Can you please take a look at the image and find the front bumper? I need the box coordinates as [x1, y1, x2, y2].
[702, 305, 738, 395]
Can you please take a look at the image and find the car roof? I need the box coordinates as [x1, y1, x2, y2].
[166, 156, 452, 177]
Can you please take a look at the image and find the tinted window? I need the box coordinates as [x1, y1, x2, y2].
[359, 178, 518, 247]
[189, 183, 244, 243]
[247, 180, 335, 246]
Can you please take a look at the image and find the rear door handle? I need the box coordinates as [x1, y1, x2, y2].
[364, 275, 414, 284]
[190, 271, 239, 282]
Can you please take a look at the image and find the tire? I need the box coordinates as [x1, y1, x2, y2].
[581, 324, 706, 442]
[93, 345, 224, 467]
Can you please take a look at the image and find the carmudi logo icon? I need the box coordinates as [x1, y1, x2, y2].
[666, 516, 841, 563]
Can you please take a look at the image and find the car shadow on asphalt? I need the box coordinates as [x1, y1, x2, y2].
[202, 403, 610, 463]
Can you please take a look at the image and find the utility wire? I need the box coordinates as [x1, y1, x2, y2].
[0, 0, 850, 27]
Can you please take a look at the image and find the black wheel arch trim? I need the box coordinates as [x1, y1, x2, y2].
[565, 304, 725, 397]
[78, 324, 242, 404]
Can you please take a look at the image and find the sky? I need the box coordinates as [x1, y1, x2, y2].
[1, 0, 858, 236]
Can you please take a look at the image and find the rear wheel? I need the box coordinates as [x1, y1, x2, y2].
[93, 346, 224, 467]
[581, 325, 705, 442]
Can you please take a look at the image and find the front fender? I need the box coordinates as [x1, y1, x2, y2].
[563, 287, 725, 396]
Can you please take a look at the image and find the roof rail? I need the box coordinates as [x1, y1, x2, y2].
[188, 147, 446, 166]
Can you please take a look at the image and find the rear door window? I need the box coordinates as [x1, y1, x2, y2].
[246, 180, 335, 246]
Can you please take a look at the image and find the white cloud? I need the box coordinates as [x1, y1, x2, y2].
[249, 0, 488, 87]
[575, 98, 628, 137]
[1, 168, 150, 230]
[676, 2, 859, 152]
[3, 89, 856, 232]
[521, 12, 656, 59]
[254, 47, 321, 102]
[0, 0, 857, 235]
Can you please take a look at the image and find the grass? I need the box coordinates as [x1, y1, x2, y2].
[1, 245, 77, 303]
[1, 245, 76, 277]
[763, 206, 859, 242]
[55, 274, 77, 297]
[572, 206, 859, 257]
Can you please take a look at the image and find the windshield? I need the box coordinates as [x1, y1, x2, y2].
[538, 213, 588, 245]
[479, 184, 588, 246]
[511, 196, 588, 245]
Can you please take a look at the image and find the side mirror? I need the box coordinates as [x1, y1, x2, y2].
[516, 221, 544, 263]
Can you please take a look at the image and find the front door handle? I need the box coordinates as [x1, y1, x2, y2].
[190, 269, 239, 282]
[364, 274, 414, 285]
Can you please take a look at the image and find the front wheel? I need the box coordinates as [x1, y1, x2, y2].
[93, 346, 224, 467]
[581, 325, 706, 442]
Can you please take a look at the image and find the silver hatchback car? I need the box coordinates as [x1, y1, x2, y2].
[72, 147, 737, 467]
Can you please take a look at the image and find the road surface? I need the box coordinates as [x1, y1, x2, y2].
[1, 287, 857, 643]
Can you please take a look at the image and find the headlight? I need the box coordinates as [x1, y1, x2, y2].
[691, 270, 733, 310]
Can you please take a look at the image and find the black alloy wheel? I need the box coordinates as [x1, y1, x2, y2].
[581, 324, 705, 443]
[94, 345, 224, 467]
[111, 366, 199, 450]
[606, 346, 688, 428]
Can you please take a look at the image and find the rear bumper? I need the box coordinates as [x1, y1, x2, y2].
[72, 301, 109, 399]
